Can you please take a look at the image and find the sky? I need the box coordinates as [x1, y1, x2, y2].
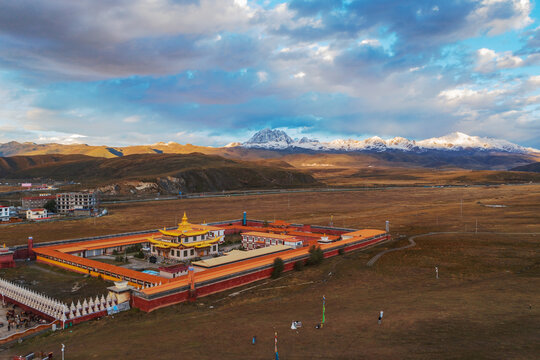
[1, 0, 540, 147]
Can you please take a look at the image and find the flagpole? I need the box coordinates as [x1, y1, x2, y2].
[321, 295, 326, 328]
[275, 331, 279, 360]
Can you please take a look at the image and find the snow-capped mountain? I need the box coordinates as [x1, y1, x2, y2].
[244, 128, 294, 148]
[241, 129, 538, 154]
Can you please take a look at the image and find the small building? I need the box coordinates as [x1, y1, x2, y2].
[241, 231, 303, 250]
[21, 195, 56, 210]
[0, 206, 9, 221]
[26, 208, 48, 220]
[148, 213, 223, 261]
[73, 208, 92, 217]
[0, 245, 15, 268]
[158, 264, 189, 279]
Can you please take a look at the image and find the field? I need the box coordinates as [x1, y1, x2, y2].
[0, 185, 539, 359]
[1, 184, 539, 246]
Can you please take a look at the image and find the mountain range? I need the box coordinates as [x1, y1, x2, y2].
[2, 130, 538, 159]
[240, 129, 539, 154]
[2, 129, 540, 196]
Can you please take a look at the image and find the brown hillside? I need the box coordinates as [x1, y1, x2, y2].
[0, 153, 319, 193]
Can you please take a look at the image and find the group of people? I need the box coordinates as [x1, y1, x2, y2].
[2, 305, 46, 331]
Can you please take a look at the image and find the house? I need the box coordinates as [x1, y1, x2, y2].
[0, 206, 9, 221]
[21, 195, 56, 209]
[26, 208, 48, 220]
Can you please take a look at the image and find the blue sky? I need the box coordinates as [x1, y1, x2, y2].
[1, 0, 540, 147]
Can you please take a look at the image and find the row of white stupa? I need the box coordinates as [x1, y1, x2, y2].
[0, 278, 116, 321]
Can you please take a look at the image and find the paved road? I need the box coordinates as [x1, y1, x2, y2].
[99, 182, 539, 205]
[367, 231, 540, 266]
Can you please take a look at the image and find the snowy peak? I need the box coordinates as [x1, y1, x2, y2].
[240, 129, 538, 154]
[245, 129, 293, 147]
[417, 132, 535, 153]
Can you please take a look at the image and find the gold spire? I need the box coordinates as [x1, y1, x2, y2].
[181, 212, 188, 225]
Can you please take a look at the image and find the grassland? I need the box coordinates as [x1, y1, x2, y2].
[0, 185, 539, 359]
[1, 184, 539, 245]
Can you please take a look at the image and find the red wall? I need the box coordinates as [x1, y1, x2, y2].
[133, 234, 389, 312]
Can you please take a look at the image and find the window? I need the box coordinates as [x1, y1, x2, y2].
[184, 250, 188, 257]
[190, 249, 194, 255]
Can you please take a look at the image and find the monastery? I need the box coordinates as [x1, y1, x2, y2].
[148, 213, 224, 261]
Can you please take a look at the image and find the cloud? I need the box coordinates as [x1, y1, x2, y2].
[123, 115, 141, 123]
[475, 48, 524, 72]
[0, 1, 539, 148]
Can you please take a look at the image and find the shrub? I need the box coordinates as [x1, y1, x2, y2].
[134, 250, 144, 259]
[293, 261, 304, 271]
[307, 245, 324, 266]
[271, 257, 284, 278]
[338, 248, 345, 255]
[112, 250, 119, 256]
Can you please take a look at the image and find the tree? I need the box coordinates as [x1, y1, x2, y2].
[293, 260, 304, 271]
[307, 245, 324, 266]
[43, 199, 57, 213]
[271, 257, 284, 278]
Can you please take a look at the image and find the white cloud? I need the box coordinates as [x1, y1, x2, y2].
[470, 0, 533, 35]
[293, 72, 306, 79]
[360, 39, 381, 47]
[475, 48, 524, 73]
[36, 133, 87, 144]
[257, 71, 268, 82]
[123, 115, 141, 123]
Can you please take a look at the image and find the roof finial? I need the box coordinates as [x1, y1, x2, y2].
[181, 212, 188, 224]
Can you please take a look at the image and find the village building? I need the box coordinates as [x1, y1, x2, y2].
[148, 213, 223, 261]
[56, 192, 97, 214]
[0, 206, 9, 221]
[26, 208, 48, 220]
[21, 195, 56, 209]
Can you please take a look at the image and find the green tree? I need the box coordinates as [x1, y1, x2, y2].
[293, 260, 304, 271]
[43, 199, 57, 213]
[271, 257, 284, 278]
[307, 245, 324, 266]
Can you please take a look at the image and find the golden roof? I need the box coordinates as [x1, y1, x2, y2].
[149, 236, 222, 249]
[158, 212, 211, 237]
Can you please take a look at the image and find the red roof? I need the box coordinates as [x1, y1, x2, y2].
[158, 264, 189, 273]
[22, 195, 56, 201]
[29, 208, 45, 212]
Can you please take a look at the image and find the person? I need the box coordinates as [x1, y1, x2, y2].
[252, 335, 256, 345]
[378, 310, 383, 325]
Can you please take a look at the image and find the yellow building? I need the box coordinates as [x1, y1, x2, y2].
[149, 213, 223, 261]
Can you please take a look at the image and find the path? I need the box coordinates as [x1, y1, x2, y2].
[367, 231, 540, 266]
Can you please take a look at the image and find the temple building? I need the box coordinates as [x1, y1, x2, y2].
[148, 213, 224, 261]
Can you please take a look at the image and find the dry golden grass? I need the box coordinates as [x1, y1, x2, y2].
[1, 184, 539, 359]
[1, 184, 539, 245]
